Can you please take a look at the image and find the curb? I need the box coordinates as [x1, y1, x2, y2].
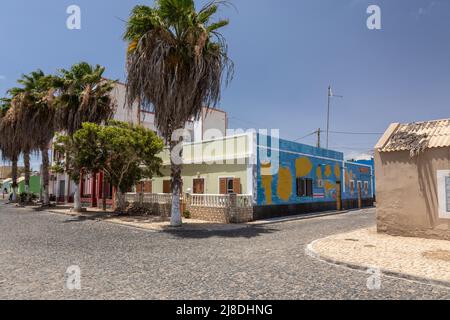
[248, 210, 352, 226]
[305, 239, 450, 290]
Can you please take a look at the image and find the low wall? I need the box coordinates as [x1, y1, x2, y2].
[124, 193, 254, 224]
[253, 198, 375, 221]
[188, 206, 230, 224]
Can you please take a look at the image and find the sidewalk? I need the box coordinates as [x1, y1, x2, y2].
[307, 227, 450, 287]
[44, 206, 249, 232]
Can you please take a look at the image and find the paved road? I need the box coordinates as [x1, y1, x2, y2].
[0, 204, 449, 300]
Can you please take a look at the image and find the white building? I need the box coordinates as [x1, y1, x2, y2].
[48, 82, 228, 205]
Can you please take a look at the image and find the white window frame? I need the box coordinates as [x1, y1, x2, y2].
[437, 170, 450, 219]
[364, 181, 369, 195]
[218, 176, 236, 195]
[350, 180, 355, 195]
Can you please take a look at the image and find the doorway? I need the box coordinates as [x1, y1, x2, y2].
[193, 178, 205, 194]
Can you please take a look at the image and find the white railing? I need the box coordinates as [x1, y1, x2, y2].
[143, 193, 173, 204]
[190, 194, 230, 208]
[237, 195, 253, 208]
[124, 192, 253, 208]
[124, 193, 138, 203]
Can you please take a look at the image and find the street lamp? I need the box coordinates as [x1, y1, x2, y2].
[326, 85, 343, 150]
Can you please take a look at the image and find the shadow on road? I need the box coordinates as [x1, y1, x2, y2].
[164, 225, 278, 239]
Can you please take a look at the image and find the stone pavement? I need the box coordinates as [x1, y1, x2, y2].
[308, 227, 450, 287]
[1, 204, 449, 299]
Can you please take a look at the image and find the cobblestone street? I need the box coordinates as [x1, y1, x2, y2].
[0, 204, 449, 300]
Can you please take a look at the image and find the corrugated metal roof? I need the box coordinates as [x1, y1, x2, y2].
[377, 119, 450, 153]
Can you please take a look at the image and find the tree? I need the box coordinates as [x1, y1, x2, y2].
[124, 0, 233, 226]
[54, 121, 164, 212]
[0, 98, 20, 201]
[8, 71, 56, 205]
[54, 62, 117, 211]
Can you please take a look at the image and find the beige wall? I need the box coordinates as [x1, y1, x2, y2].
[375, 147, 450, 240]
[152, 164, 249, 195]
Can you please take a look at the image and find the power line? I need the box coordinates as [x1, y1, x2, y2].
[294, 131, 318, 142]
[329, 130, 383, 135]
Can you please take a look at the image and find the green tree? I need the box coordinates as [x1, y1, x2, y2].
[54, 121, 164, 212]
[54, 62, 117, 211]
[8, 71, 56, 205]
[124, 0, 233, 226]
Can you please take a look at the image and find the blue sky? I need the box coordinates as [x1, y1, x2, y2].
[1, 0, 450, 169]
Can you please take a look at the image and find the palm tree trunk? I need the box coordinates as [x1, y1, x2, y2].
[170, 140, 182, 227]
[73, 180, 82, 212]
[11, 155, 18, 202]
[64, 152, 70, 204]
[23, 150, 31, 203]
[41, 146, 50, 206]
[64, 173, 70, 204]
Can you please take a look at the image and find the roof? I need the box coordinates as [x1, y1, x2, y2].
[375, 119, 450, 155]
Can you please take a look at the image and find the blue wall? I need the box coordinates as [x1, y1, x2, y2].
[354, 159, 375, 196]
[256, 134, 373, 206]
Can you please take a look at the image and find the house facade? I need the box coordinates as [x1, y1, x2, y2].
[149, 132, 374, 220]
[48, 81, 228, 207]
[375, 119, 450, 240]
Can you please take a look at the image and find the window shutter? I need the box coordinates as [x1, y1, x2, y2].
[145, 181, 152, 193]
[163, 180, 171, 194]
[219, 178, 227, 194]
[306, 179, 313, 197]
[233, 178, 241, 194]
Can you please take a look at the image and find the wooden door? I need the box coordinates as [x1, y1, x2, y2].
[193, 179, 205, 194]
[163, 180, 171, 194]
[336, 181, 342, 211]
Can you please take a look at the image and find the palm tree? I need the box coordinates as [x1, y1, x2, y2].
[124, 0, 233, 226]
[54, 62, 116, 211]
[0, 98, 20, 201]
[9, 71, 56, 205]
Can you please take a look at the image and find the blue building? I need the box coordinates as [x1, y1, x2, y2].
[353, 158, 375, 198]
[254, 134, 374, 219]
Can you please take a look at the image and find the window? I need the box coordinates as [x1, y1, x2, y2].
[446, 177, 450, 212]
[297, 178, 313, 197]
[227, 179, 234, 194]
[357, 181, 362, 194]
[364, 181, 369, 195]
[350, 180, 355, 194]
[219, 178, 241, 194]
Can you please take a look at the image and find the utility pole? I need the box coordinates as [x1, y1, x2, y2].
[316, 128, 321, 148]
[326, 85, 343, 149]
[326, 86, 331, 150]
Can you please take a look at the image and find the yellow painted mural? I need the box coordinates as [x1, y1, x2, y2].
[316, 166, 322, 180]
[334, 163, 341, 180]
[324, 180, 336, 197]
[296, 157, 313, 177]
[324, 165, 332, 178]
[277, 167, 293, 201]
[261, 162, 273, 205]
